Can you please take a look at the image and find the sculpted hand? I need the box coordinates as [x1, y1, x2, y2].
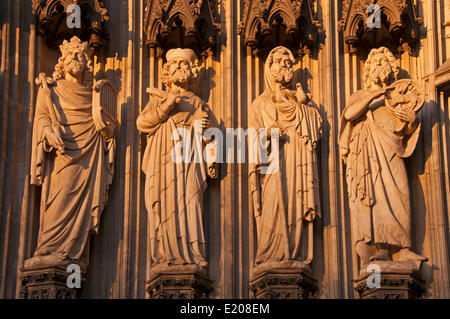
[192, 105, 211, 130]
[295, 83, 310, 105]
[368, 85, 395, 111]
[44, 126, 65, 154]
[373, 85, 394, 99]
[161, 89, 182, 113]
[393, 106, 416, 123]
[383, 85, 396, 94]
[267, 126, 287, 141]
[208, 162, 218, 179]
[100, 126, 115, 140]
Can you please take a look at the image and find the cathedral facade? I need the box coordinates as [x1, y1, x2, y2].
[0, 0, 449, 299]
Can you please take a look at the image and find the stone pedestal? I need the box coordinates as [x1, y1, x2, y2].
[19, 265, 86, 299]
[146, 267, 213, 299]
[250, 262, 318, 299]
[354, 261, 425, 299]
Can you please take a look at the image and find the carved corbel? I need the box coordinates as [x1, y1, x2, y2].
[143, 0, 222, 58]
[338, 0, 423, 56]
[238, 0, 323, 58]
[32, 0, 110, 49]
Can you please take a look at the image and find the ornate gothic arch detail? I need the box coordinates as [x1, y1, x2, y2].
[238, 0, 323, 57]
[144, 0, 222, 57]
[338, 0, 423, 55]
[32, 0, 110, 49]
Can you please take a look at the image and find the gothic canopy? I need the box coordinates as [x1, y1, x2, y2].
[338, 0, 423, 55]
[143, 0, 222, 57]
[32, 0, 110, 49]
[238, 0, 323, 57]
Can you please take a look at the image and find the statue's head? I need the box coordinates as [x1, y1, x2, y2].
[265, 46, 296, 89]
[53, 36, 94, 85]
[363, 47, 399, 89]
[162, 48, 198, 89]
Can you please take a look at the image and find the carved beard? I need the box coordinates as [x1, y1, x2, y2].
[370, 64, 392, 86]
[66, 59, 85, 78]
[169, 68, 192, 86]
[272, 67, 294, 85]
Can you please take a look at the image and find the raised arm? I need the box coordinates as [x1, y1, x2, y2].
[295, 83, 311, 105]
[136, 90, 181, 135]
[344, 88, 388, 121]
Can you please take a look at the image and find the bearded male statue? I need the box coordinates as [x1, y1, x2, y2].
[25, 36, 117, 269]
[137, 48, 218, 277]
[248, 46, 322, 274]
[339, 47, 427, 273]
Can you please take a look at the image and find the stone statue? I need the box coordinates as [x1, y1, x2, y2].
[137, 48, 218, 277]
[25, 36, 118, 269]
[248, 46, 322, 273]
[339, 47, 427, 273]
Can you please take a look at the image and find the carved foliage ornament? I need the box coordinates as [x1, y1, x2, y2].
[338, 0, 422, 53]
[32, 0, 110, 48]
[144, 0, 222, 57]
[238, 0, 322, 56]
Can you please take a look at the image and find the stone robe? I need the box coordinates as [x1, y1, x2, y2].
[30, 79, 115, 262]
[137, 91, 214, 268]
[339, 90, 421, 248]
[249, 72, 322, 266]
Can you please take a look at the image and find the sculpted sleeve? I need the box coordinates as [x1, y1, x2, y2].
[30, 87, 54, 186]
[137, 98, 170, 136]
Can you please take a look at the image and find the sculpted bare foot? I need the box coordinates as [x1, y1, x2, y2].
[398, 248, 428, 262]
[37, 248, 51, 256]
[369, 249, 389, 261]
[356, 241, 376, 266]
